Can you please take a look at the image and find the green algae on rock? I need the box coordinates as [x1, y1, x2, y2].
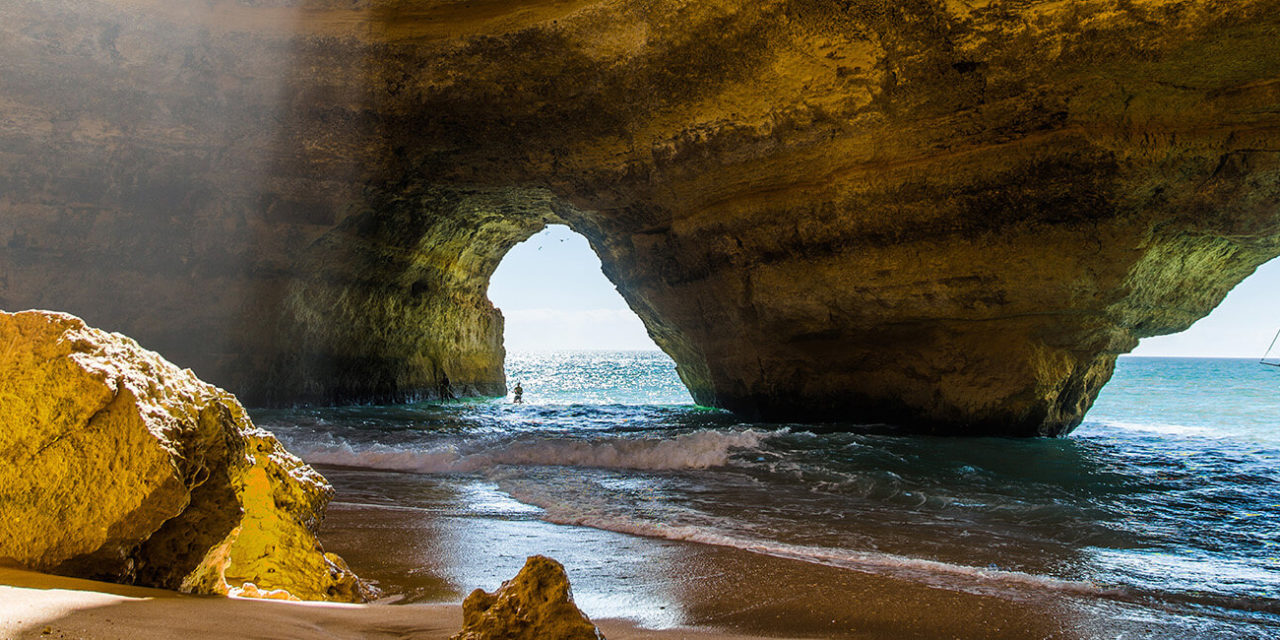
[0, 310, 373, 602]
[0, 1, 1278, 435]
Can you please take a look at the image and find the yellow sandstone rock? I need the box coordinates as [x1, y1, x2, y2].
[0, 310, 372, 602]
[453, 556, 603, 640]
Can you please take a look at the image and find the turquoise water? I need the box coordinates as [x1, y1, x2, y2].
[255, 353, 1280, 637]
[504, 351, 695, 405]
[1089, 357, 1280, 445]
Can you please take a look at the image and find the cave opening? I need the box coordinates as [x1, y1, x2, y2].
[488, 225, 657, 353]
[1129, 256, 1280, 359]
[1086, 256, 1280, 437]
[485, 224, 692, 405]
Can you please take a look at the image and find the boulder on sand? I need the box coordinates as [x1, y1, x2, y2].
[0, 310, 372, 602]
[453, 555, 603, 640]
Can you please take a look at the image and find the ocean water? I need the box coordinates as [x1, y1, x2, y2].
[253, 353, 1280, 637]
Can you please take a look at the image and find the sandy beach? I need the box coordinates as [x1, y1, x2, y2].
[3, 537, 1256, 640]
[3, 491, 1261, 640]
[0, 568, 788, 640]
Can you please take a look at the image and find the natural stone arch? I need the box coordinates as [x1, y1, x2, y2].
[245, 186, 597, 405]
[242, 185, 711, 410]
[1, 0, 1279, 436]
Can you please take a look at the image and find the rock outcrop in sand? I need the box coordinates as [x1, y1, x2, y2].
[2, 1, 1279, 435]
[0, 310, 371, 602]
[452, 556, 603, 640]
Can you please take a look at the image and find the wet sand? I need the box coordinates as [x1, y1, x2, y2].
[4, 477, 1272, 640]
[0, 502, 1266, 640]
[316, 500, 1266, 639]
[2, 509, 1249, 640]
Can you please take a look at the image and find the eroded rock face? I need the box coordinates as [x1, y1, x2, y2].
[0, 310, 371, 601]
[452, 556, 603, 640]
[1, 1, 1278, 434]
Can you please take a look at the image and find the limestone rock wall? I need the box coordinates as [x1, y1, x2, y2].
[0, 310, 371, 601]
[1, 1, 1278, 434]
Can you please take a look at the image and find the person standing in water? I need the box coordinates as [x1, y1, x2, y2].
[512, 382, 524, 404]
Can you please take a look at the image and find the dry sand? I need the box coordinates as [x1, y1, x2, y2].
[0, 568, 788, 640]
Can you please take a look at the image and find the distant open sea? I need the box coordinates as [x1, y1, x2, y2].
[253, 354, 1280, 638]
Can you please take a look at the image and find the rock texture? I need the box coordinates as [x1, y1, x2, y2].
[1, 1, 1279, 434]
[452, 556, 603, 640]
[0, 310, 371, 601]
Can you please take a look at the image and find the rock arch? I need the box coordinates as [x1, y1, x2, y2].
[255, 187, 620, 405]
[1, 0, 1278, 435]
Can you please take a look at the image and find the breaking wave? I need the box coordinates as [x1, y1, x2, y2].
[291, 428, 773, 473]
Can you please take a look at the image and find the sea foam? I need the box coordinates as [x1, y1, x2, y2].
[496, 477, 1109, 595]
[1102, 420, 1219, 438]
[495, 478, 1280, 617]
[291, 428, 772, 473]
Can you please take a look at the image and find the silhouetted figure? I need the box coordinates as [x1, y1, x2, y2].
[513, 382, 524, 404]
[439, 371, 454, 400]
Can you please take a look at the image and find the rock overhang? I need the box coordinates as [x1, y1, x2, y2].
[0, 0, 1278, 435]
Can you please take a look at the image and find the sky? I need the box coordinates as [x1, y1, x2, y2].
[487, 225, 659, 351]
[489, 225, 1280, 358]
[1131, 257, 1280, 358]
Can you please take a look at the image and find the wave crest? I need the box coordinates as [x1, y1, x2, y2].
[291, 428, 772, 473]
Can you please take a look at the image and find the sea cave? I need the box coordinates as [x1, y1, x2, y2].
[3, 2, 1280, 638]
[3, 0, 1278, 436]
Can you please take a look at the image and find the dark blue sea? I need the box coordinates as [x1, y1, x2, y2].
[253, 354, 1280, 638]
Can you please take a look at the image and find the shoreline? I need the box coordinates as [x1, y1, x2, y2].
[311, 497, 1276, 640]
[7, 494, 1280, 640]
